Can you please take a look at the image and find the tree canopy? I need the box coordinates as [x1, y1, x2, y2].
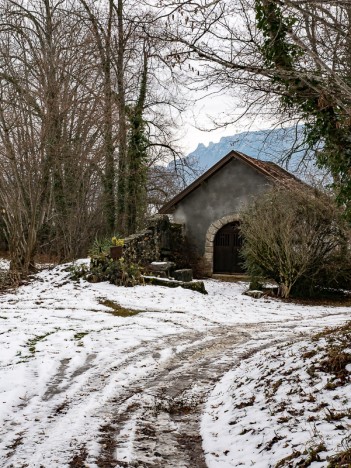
[159, 0, 351, 213]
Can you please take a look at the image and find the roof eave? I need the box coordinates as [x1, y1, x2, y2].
[159, 151, 236, 213]
[159, 150, 306, 214]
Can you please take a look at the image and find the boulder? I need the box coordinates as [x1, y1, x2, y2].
[143, 276, 207, 294]
[244, 289, 263, 299]
[149, 261, 176, 272]
[147, 261, 176, 278]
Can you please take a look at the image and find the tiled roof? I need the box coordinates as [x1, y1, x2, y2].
[159, 150, 306, 214]
[236, 152, 305, 187]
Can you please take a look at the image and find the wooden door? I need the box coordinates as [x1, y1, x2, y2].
[213, 222, 244, 274]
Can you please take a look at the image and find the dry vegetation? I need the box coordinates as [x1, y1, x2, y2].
[241, 187, 351, 298]
[225, 321, 351, 467]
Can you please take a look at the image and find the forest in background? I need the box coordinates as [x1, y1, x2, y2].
[1, 0, 351, 277]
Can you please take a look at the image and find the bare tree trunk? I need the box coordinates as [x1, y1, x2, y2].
[79, 0, 117, 235]
[102, 1, 116, 234]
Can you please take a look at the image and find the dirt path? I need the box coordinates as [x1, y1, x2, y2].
[97, 326, 252, 468]
[84, 321, 319, 467]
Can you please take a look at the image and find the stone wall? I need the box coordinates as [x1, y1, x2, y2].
[122, 215, 184, 266]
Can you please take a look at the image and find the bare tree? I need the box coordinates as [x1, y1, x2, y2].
[79, 0, 185, 235]
[155, 1, 351, 210]
[0, 0, 189, 276]
[0, 0, 104, 272]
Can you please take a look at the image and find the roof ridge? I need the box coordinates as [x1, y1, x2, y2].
[159, 150, 306, 214]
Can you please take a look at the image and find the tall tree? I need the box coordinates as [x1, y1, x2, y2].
[115, 0, 129, 234]
[0, 0, 104, 272]
[126, 42, 149, 233]
[79, 0, 119, 234]
[79, 0, 184, 235]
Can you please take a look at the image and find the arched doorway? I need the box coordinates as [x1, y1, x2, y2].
[213, 222, 244, 274]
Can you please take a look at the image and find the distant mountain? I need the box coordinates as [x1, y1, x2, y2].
[170, 126, 326, 185]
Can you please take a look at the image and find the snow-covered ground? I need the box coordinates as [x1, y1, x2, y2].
[202, 327, 351, 467]
[0, 258, 10, 270]
[0, 259, 350, 467]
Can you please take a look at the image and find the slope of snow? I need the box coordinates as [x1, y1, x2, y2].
[202, 329, 351, 467]
[0, 259, 350, 466]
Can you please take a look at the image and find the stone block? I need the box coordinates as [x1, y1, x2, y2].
[173, 269, 193, 282]
[149, 261, 175, 272]
[143, 276, 207, 294]
[204, 253, 212, 263]
[207, 227, 217, 237]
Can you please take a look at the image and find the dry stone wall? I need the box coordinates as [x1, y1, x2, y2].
[122, 215, 184, 266]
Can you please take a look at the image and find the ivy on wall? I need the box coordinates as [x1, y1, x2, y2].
[255, 0, 351, 216]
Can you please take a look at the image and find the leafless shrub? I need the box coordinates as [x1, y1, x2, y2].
[240, 187, 351, 298]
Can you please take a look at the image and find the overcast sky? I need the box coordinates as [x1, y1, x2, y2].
[178, 91, 272, 155]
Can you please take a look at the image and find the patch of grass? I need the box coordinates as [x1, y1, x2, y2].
[325, 408, 351, 422]
[5, 432, 24, 458]
[99, 299, 141, 317]
[271, 378, 283, 394]
[263, 435, 285, 451]
[300, 442, 327, 467]
[306, 321, 351, 384]
[304, 393, 316, 403]
[54, 400, 69, 415]
[27, 331, 55, 354]
[324, 380, 338, 391]
[235, 396, 255, 409]
[239, 427, 251, 435]
[68, 446, 88, 468]
[327, 449, 351, 467]
[313, 321, 351, 341]
[327, 435, 351, 467]
[277, 416, 290, 423]
[275, 450, 302, 467]
[302, 350, 317, 359]
[73, 332, 89, 341]
[73, 331, 89, 347]
[319, 349, 351, 380]
[275, 443, 326, 468]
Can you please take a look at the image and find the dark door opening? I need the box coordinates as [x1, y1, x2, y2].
[213, 221, 244, 274]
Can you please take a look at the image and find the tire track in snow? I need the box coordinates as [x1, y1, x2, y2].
[93, 322, 309, 467]
[1, 293, 350, 467]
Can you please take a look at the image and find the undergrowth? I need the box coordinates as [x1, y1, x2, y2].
[236, 321, 351, 467]
[327, 434, 351, 467]
[70, 256, 143, 287]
